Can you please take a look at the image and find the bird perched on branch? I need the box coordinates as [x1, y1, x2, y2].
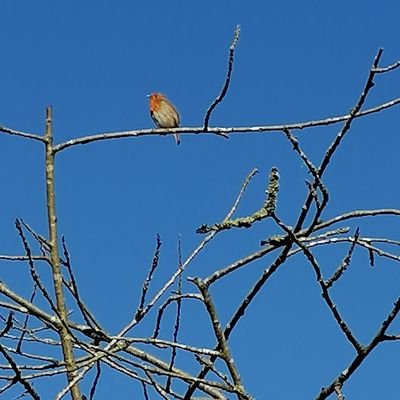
[148, 92, 181, 145]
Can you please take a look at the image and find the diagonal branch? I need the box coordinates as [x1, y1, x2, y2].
[0, 344, 41, 399]
[135, 234, 162, 322]
[294, 48, 384, 234]
[324, 228, 360, 289]
[15, 219, 59, 316]
[272, 213, 363, 353]
[190, 277, 249, 400]
[61, 236, 103, 332]
[0, 125, 45, 142]
[316, 296, 400, 399]
[184, 241, 294, 400]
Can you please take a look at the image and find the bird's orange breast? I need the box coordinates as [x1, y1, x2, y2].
[149, 96, 158, 112]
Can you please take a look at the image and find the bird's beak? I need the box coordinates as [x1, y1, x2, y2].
[146, 94, 151, 98]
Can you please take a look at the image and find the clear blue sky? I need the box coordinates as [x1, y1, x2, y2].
[1, 1, 400, 399]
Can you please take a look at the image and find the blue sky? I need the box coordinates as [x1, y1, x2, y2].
[1, 1, 400, 399]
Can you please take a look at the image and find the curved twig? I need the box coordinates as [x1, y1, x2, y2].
[203, 25, 241, 130]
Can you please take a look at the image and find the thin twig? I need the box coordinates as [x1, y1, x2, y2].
[61, 236, 103, 331]
[20, 219, 51, 255]
[0, 255, 48, 262]
[0, 313, 13, 338]
[16, 286, 37, 353]
[197, 167, 279, 234]
[166, 239, 183, 393]
[153, 294, 203, 339]
[283, 128, 328, 204]
[144, 370, 170, 400]
[203, 25, 241, 130]
[197, 168, 259, 233]
[15, 219, 59, 318]
[189, 278, 248, 400]
[325, 228, 360, 288]
[313, 208, 400, 232]
[0, 125, 45, 142]
[372, 58, 400, 73]
[141, 381, 150, 400]
[88, 362, 101, 400]
[136, 234, 162, 321]
[112, 336, 220, 357]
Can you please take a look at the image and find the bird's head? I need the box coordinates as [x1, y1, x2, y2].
[147, 92, 166, 101]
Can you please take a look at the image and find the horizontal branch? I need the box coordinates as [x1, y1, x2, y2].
[110, 336, 221, 357]
[372, 59, 400, 73]
[0, 125, 44, 142]
[53, 97, 400, 153]
[314, 208, 400, 232]
[300, 236, 400, 265]
[0, 255, 48, 262]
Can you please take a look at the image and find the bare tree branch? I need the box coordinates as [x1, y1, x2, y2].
[316, 296, 400, 399]
[372, 57, 400, 73]
[272, 213, 363, 353]
[52, 96, 400, 153]
[203, 25, 241, 131]
[190, 277, 249, 400]
[0, 25, 399, 400]
[0, 125, 45, 142]
[0, 342, 40, 399]
[296, 48, 384, 235]
[325, 228, 360, 288]
[44, 106, 82, 400]
[136, 234, 163, 321]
